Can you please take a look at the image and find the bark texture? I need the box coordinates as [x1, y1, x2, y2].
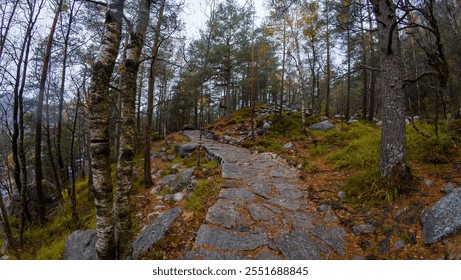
[370, 0, 408, 180]
[116, 0, 151, 259]
[89, 0, 125, 260]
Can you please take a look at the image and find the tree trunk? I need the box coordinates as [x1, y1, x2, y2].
[144, 0, 166, 188]
[0, 192, 19, 259]
[89, 0, 125, 260]
[370, 0, 409, 182]
[116, 0, 151, 259]
[279, 20, 286, 116]
[367, 1, 376, 122]
[34, 0, 64, 224]
[56, 1, 77, 189]
[45, 82, 63, 202]
[360, 0, 368, 120]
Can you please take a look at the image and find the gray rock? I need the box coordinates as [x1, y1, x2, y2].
[155, 195, 164, 200]
[269, 197, 303, 211]
[184, 248, 247, 260]
[283, 142, 294, 150]
[424, 178, 433, 187]
[347, 119, 358, 125]
[182, 124, 195, 130]
[246, 203, 275, 221]
[171, 168, 194, 192]
[63, 230, 97, 260]
[221, 161, 241, 179]
[337, 191, 346, 200]
[173, 192, 185, 202]
[171, 163, 182, 170]
[174, 144, 199, 157]
[275, 232, 320, 259]
[132, 207, 182, 259]
[255, 249, 281, 260]
[319, 204, 332, 212]
[379, 238, 390, 254]
[206, 200, 249, 228]
[250, 183, 270, 199]
[441, 182, 456, 194]
[394, 240, 405, 250]
[422, 188, 461, 244]
[156, 174, 177, 187]
[284, 212, 317, 231]
[309, 120, 334, 131]
[219, 188, 255, 204]
[153, 205, 165, 210]
[352, 223, 376, 235]
[164, 194, 173, 201]
[280, 189, 304, 199]
[376, 121, 382, 126]
[167, 155, 176, 161]
[149, 185, 161, 195]
[195, 225, 268, 251]
[309, 225, 346, 256]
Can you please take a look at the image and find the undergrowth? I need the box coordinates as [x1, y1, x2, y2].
[19, 178, 95, 259]
[185, 179, 223, 213]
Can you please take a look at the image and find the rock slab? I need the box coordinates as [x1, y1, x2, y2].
[275, 232, 320, 259]
[132, 207, 182, 259]
[63, 229, 97, 260]
[309, 120, 334, 131]
[195, 225, 268, 251]
[422, 188, 461, 244]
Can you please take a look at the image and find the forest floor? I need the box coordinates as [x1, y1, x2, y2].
[134, 108, 461, 260]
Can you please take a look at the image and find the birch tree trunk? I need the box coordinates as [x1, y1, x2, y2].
[89, 0, 125, 260]
[116, 0, 151, 259]
[370, 0, 410, 182]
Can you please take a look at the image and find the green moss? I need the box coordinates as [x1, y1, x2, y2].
[407, 122, 456, 164]
[17, 178, 96, 259]
[265, 112, 307, 140]
[326, 123, 381, 170]
[304, 162, 318, 173]
[186, 179, 222, 212]
[34, 237, 66, 260]
[341, 170, 399, 206]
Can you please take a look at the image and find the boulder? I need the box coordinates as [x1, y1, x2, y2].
[174, 144, 199, 157]
[182, 124, 195, 130]
[309, 120, 334, 131]
[173, 192, 185, 202]
[171, 168, 194, 192]
[422, 188, 461, 244]
[63, 230, 97, 260]
[283, 142, 293, 150]
[132, 207, 182, 259]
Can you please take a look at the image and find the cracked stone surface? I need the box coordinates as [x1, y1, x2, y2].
[182, 130, 348, 260]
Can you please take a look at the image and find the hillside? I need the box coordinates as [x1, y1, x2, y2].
[2, 106, 461, 260]
[138, 106, 460, 260]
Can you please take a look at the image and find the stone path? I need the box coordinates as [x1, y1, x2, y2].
[182, 130, 348, 260]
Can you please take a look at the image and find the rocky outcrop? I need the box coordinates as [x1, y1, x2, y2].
[309, 120, 334, 131]
[132, 207, 182, 259]
[63, 230, 97, 260]
[422, 188, 461, 244]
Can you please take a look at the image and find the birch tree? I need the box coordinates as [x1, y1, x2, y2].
[89, 0, 125, 259]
